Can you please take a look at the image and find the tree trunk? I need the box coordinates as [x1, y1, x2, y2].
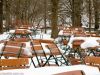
[44, 0, 47, 33]
[94, 10, 99, 30]
[89, 0, 92, 32]
[71, 0, 82, 27]
[0, 0, 3, 33]
[5, 0, 10, 31]
[93, 0, 99, 31]
[51, 0, 59, 39]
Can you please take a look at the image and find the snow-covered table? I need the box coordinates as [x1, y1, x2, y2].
[67, 36, 100, 49]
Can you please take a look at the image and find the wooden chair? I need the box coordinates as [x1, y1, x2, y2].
[74, 32, 86, 37]
[72, 40, 84, 49]
[13, 30, 32, 38]
[0, 58, 29, 70]
[85, 39, 100, 56]
[87, 46, 97, 56]
[22, 25, 32, 28]
[63, 29, 71, 38]
[61, 39, 70, 54]
[40, 39, 54, 44]
[18, 27, 29, 29]
[32, 39, 41, 45]
[62, 39, 68, 45]
[31, 39, 68, 67]
[84, 56, 100, 67]
[0, 41, 24, 58]
[41, 39, 69, 66]
[15, 29, 27, 35]
[68, 57, 82, 65]
[31, 39, 49, 67]
[37, 39, 62, 66]
[0, 41, 36, 68]
[54, 70, 85, 75]
[69, 40, 84, 58]
[44, 43, 68, 66]
[11, 37, 30, 42]
[90, 32, 98, 37]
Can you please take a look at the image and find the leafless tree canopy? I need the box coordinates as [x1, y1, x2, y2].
[0, 0, 100, 36]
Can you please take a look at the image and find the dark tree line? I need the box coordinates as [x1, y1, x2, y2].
[0, 0, 100, 38]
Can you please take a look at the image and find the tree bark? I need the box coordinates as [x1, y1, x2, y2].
[51, 0, 59, 38]
[93, 0, 99, 30]
[44, 0, 47, 33]
[71, 0, 82, 27]
[89, 0, 92, 32]
[5, 0, 10, 31]
[0, 0, 3, 33]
